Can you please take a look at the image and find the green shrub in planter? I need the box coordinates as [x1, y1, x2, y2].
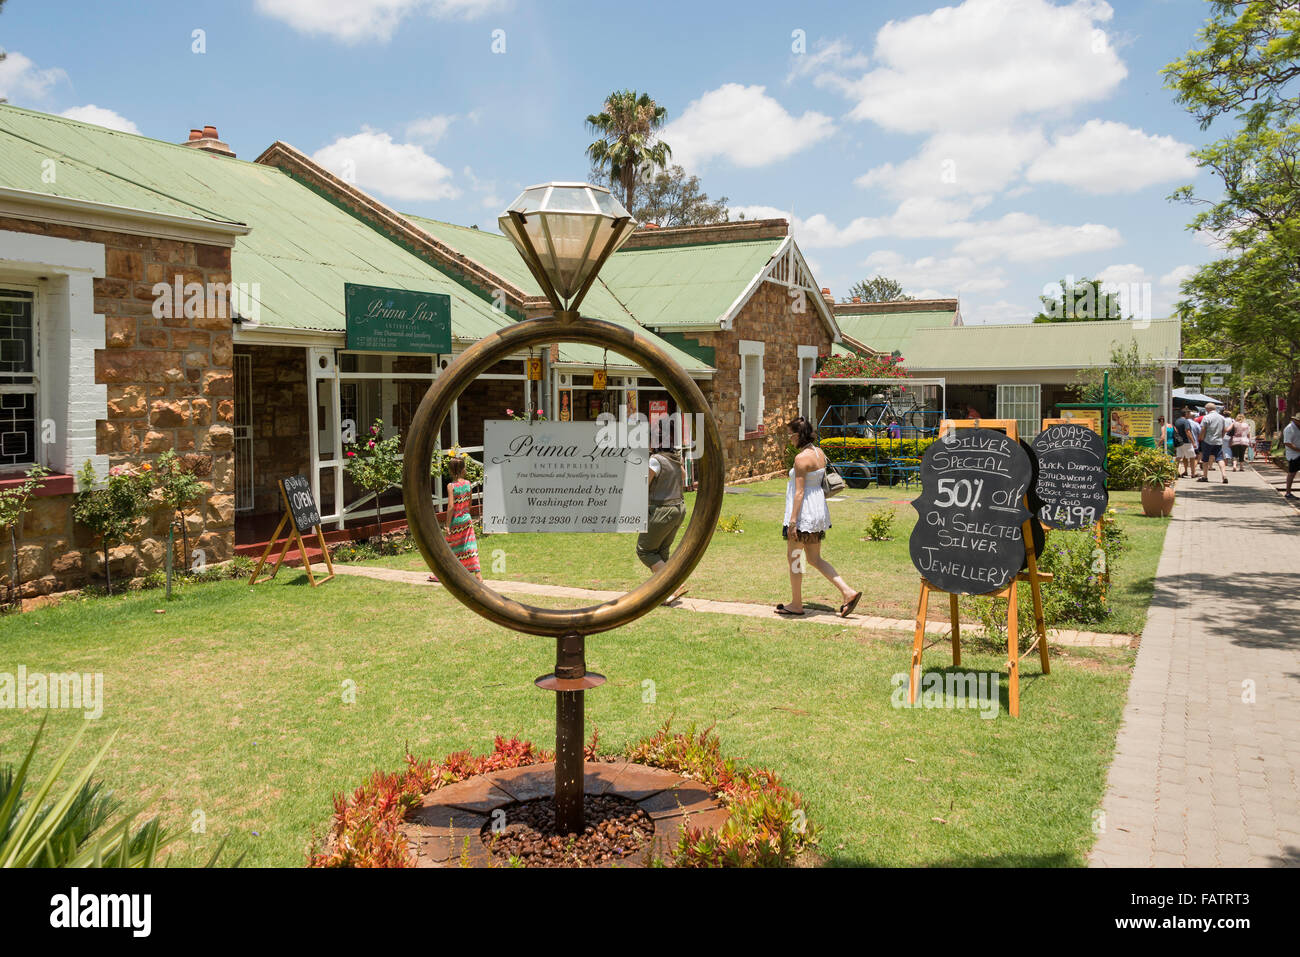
[819, 436, 937, 462]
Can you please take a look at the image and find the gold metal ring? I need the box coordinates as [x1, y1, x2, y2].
[402, 313, 725, 637]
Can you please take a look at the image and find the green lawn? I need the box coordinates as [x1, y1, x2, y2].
[368, 480, 1170, 634]
[0, 572, 1133, 867]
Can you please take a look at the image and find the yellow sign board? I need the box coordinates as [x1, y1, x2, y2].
[1056, 409, 1102, 433]
[1109, 408, 1154, 444]
[593, 369, 608, 391]
[526, 356, 543, 381]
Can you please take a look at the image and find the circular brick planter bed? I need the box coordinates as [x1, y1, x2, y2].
[311, 725, 816, 868]
[401, 759, 729, 868]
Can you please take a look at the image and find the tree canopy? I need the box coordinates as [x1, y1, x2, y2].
[585, 90, 672, 213]
[843, 276, 912, 303]
[1164, 0, 1300, 423]
[1034, 277, 1126, 323]
[620, 164, 728, 227]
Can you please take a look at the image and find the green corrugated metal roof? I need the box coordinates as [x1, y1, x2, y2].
[595, 238, 783, 329]
[904, 318, 1182, 371]
[405, 214, 712, 373]
[834, 310, 959, 357]
[0, 105, 713, 373]
[0, 105, 521, 343]
[405, 215, 636, 325]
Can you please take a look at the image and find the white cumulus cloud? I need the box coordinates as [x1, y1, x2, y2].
[406, 114, 455, 144]
[662, 84, 834, 171]
[861, 250, 1008, 296]
[255, 0, 506, 43]
[856, 128, 1048, 198]
[59, 105, 140, 134]
[953, 212, 1122, 262]
[730, 196, 989, 249]
[0, 51, 67, 102]
[313, 129, 459, 201]
[1026, 119, 1197, 193]
[824, 0, 1126, 133]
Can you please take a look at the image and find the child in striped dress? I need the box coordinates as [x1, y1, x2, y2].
[445, 455, 481, 579]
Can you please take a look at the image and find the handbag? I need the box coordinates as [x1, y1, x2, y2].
[821, 463, 847, 498]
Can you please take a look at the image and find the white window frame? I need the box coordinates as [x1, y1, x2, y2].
[0, 231, 107, 479]
[0, 282, 39, 470]
[797, 345, 819, 421]
[997, 383, 1042, 442]
[739, 339, 765, 439]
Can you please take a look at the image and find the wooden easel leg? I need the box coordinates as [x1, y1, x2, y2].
[949, 593, 961, 667]
[250, 513, 289, 586]
[295, 529, 317, 586]
[1007, 582, 1020, 718]
[316, 527, 335, 583]
[909, 581, 930, 705]
[1026, 558, 1049, 677]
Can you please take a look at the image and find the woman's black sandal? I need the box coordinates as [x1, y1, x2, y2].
[775, 604, 805, 616]
[839, 592, 862, 618]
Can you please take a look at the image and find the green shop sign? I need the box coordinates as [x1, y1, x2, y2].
[344, 283, 451, 353]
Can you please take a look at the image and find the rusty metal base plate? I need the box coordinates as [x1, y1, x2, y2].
[534, 671, 606, 691]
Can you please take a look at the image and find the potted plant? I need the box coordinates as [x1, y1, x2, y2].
[1127, 446, 1179, 517]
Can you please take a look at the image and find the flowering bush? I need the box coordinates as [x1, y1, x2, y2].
[431, 446, 485, 486]
[506, 407, 546, 421]
[72, 460, 156, 595]
[813, 352, 908, 380]
[626, 721, 817, 867]
[154, 449, 204, 567]
[819, 436, 936, 461]
[344, 420, 403, 540]
[0, 464, 49, 604]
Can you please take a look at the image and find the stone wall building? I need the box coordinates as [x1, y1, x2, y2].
[0, 104, 842, 596]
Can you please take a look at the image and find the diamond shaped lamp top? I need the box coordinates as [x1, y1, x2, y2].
[499, 182, 636, 310]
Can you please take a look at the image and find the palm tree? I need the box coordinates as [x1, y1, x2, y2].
[585, 90, 672, 213]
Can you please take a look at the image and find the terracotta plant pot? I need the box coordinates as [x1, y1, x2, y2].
[1160, 483, 1176, 516]
[1144, 481, 1175, 520]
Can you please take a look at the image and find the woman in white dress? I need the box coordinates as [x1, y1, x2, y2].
[777, 416, 863, 618]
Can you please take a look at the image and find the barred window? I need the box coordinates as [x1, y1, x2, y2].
[0, 289, 36, 468]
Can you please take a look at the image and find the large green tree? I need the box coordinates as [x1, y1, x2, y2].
[1034, 277, 1125, 323]
[843, 276, 912, 303]
[624, 164, 728, 226]
[585, 90, 672, 213]
[1165, 0, 1300, 129]
[1163, 0, 1300, 428]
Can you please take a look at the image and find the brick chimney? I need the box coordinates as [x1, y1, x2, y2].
[821, 286, 835, 307]
[180, 124, 235, 158]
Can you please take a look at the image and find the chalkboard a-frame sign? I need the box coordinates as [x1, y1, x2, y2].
[1031, 423, 1109, 531]
[906, 424, 1052, 717]
[909, 428, 1034, 595]
[250, 476, 335, 587]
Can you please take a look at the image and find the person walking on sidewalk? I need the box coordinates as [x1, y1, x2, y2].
[1197, 402, 1229, 484]
[637, 427, 689, 603]
[777, 416, 862, 618]
[1230, 415, 1254, 472]
[1173, 408, 1198, 478]
[1285, 412, 1300, 499]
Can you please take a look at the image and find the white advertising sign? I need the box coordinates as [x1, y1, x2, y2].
[1183, 376, 1202, 386]
[1180, 363, 1231, 375]
[482, 419, 648, 533]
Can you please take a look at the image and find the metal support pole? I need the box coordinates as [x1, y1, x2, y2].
[555, 689, 584, 833]
[552, 632, 587, 834]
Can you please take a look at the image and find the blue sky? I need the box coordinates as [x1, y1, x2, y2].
[0, 0, 1220, 324]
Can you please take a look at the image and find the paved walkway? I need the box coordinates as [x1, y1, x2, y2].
[1089, 466, 1300, 867]
[332, 563, 1131, 648]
